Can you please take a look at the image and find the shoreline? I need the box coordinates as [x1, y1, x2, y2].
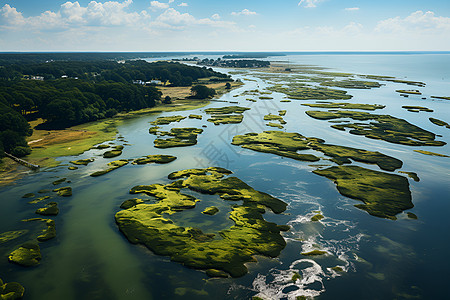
[0, 81, 243, 186]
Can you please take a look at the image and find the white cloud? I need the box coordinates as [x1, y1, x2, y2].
[279, 12, 450, 51]
[61, 2, 87, 23]
[1, 4, 26, 27]
[85, 0, 142, 26]
[1, 1, 150, 30]
[196, 18, 235, 28]
[231, 9, 257, 16]
[298, 0, 322, 8]
[178, 2, 188, 7]
[1, 2, 238, 34]
[343, 22, 363, 35]
[152, 8, 236, 30]
[345, 7, 359, 12]
[150, 1, 170, 10]
[375, 10, 450, 33]
[155, 7, 195, 26]
[1, 4, 64, 30]
[29, 10, 65, 29]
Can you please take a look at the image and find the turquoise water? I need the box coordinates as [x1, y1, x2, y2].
[1, 54, 449, 299]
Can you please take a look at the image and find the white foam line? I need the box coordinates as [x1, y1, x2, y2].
[252, 259, 326, 299]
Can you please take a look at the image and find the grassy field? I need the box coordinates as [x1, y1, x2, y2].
[25, 118, 121, 167]
[158, 81, 242, 100]
[0, 160, 29, 186]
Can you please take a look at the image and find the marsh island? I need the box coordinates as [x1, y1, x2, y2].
[115, 167, 287, 277]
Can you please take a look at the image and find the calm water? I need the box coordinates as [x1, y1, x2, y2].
[1, 54, 450, 299]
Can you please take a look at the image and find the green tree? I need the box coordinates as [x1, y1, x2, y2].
[190, 85, 216, 99]
[163, 96, 172, 104]
[43, 99, 76, 125]
[0, 140, 4, 158]
[0, 130, 31, 157]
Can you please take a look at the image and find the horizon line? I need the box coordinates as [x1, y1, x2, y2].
[1, 50, 450, 54]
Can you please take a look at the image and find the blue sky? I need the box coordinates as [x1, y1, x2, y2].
[1, 0, 450, 51]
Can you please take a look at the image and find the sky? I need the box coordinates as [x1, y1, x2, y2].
[1, 0, 450, 51]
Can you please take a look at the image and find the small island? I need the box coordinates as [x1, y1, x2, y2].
[306, 110, 446, 146]
[205, 106, 250, 125]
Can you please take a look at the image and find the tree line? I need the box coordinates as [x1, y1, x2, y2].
[0, 53, 194, 65]
[0, 60, 229, 86]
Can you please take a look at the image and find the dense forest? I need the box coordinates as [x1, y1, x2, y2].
[0, 58, 230, 159]
[0, 60, 229, 85]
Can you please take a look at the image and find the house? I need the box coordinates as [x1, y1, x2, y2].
[149, 80, 162, 85]
[23, 75, 44, 81]
[133, 79, 163, 86]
